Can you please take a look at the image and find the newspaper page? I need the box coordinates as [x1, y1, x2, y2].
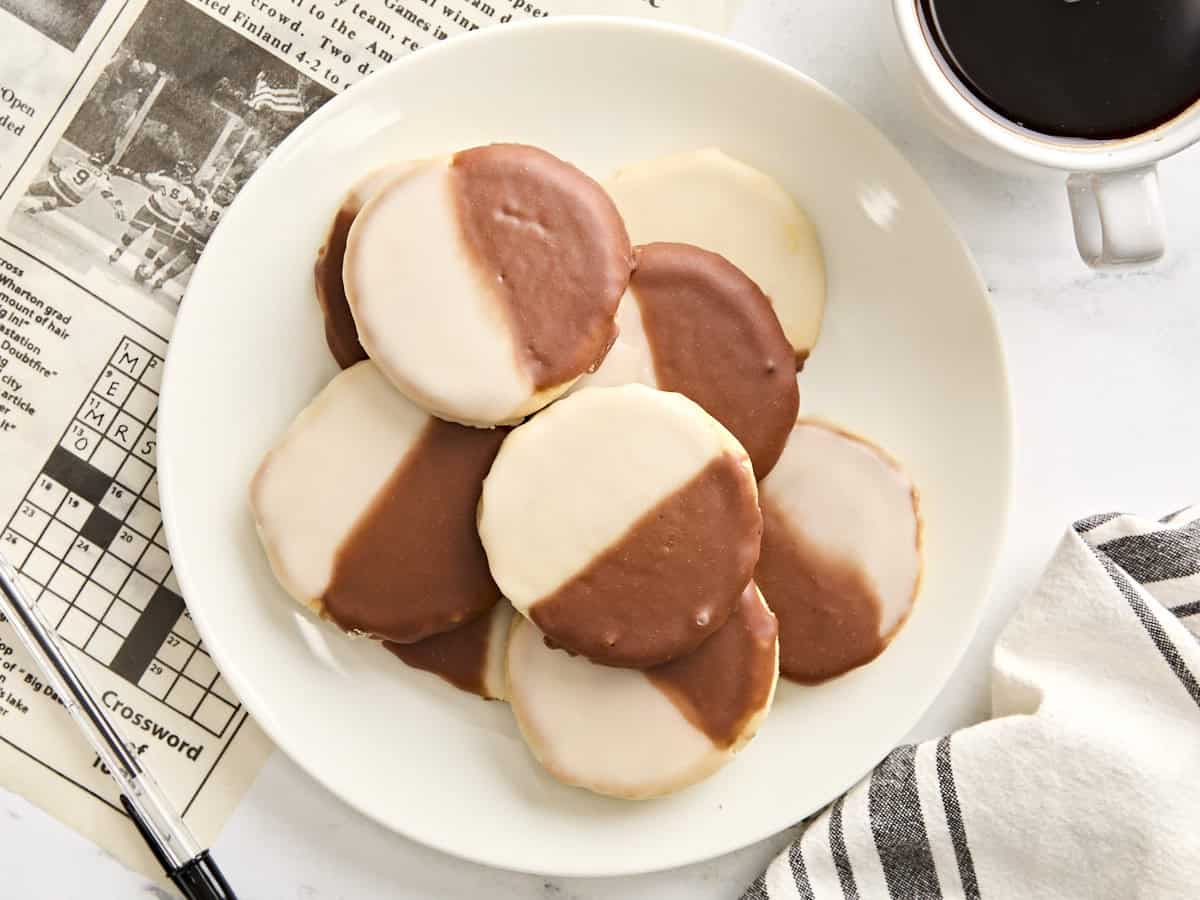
[0, 0, 733, 884]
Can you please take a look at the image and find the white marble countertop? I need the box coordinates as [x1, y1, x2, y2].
[4, 0, 1199, 896]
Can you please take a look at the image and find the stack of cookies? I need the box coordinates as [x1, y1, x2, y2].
[250, 143, 922, 799]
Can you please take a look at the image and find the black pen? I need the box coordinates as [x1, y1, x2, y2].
[0, 551, 237, 900]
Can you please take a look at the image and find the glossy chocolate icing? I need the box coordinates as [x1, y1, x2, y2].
[451, 144, 632, 389]
[314, 200, 370, 368]
[322, 418, 506, 643]
[630, 242, 798, 477]
[385, 603, 499, 698]
[530, 451, 762, 669]
[755, 496, 886, 684]
[647, 584, 777, 748]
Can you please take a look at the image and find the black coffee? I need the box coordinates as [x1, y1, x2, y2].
[919, 0, 1200, 140]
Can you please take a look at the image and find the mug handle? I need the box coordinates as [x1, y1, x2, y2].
[1066, 167, 1165, 268]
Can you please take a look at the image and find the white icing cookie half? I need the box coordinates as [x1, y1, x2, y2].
[756, 418, 923, 684]
[314, 160, 425, 369]
[249, 361, 505, 643]
[478, 384, 762, 669]
[343, 144, 633, 426]
[606, 147, 825, 367]
[386, 600, 515, 701]
[507, 585, 779, 800]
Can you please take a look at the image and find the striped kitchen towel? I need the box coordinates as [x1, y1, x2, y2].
[745, 506, 1200, 900]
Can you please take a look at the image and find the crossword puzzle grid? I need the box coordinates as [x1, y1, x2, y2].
[1, 337, 239, 739]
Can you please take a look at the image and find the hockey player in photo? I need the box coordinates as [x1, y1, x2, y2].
[108, 157, 199, 272]
[21, 152, 128, 222]
[145, 177, 234, 291]
[7, 0, 333, 305]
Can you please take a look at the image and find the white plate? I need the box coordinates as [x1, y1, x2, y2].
[158, 18, 1011, 877]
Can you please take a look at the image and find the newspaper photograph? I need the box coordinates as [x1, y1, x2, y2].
[0, 0, 738, 884]
[10, 0, 334, 310]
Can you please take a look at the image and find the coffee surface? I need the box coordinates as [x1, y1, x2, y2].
[920, 0, 1200, 139]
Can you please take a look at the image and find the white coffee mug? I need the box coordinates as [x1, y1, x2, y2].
[880, 0, 1200, 267]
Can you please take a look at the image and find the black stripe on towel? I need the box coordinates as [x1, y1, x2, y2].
[788, 840, 816, 900]
[1095, 551, 1200, 709]
[869, 744, 942, 899]
[1096, 520, 1200, 585]
[741, 873, 769, 900]
[1074, 511, 1122, 533]
[829, 795, 860, 900]
[1171, 600, 1200, 619]
[936, 736, 980, 900]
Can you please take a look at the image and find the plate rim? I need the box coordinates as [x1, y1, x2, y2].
[157, 14, 1014, 878]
